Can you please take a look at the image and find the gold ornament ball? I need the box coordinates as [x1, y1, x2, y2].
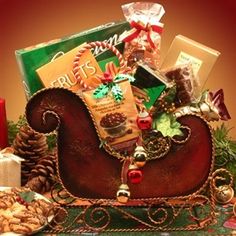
[135, 161, 146, 168]
[116, 184, 130, 204]
[213, 185, 234, 204]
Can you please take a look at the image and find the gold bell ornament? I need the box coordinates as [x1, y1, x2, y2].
[213, 185, 234, 204]
[116, 184, 130, 204]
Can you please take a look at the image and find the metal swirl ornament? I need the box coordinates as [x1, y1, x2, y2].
[171, 125, 191, 144]
[83, 204, 111, 231]
[188, 195, 212, 222]
[211, 168, 234, 204]
[147, 201, 175, 226]
[50, 182, 76, 205]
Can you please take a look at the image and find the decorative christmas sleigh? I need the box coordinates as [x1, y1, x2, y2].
[17, 3, 233, 233]
[25, 86, 231, 233]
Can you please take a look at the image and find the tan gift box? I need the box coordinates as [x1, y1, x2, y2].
[160, 35, 220, 90]
[0, 148, 24, 187]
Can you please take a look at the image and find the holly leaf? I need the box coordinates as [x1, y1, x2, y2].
[114, 74, 135, 83]
[153, 113, 183, 137]
[19, 191, 35, 203]
[93, 84, 110, 99]
[111, 84, 123, 102]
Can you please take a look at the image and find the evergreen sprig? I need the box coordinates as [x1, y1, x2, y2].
[7, 115, 27, 145]
[93, 84, 110, 99]
[213, 123, 236, 187]
[213, 123, 236, 166]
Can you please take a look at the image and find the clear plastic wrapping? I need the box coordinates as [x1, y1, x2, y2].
[120, 2, 165, 70]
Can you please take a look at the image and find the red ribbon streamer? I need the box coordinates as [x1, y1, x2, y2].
[121, 158, 132, 184]
[105, 61, 118, 77]
[122, 21, 163, 49]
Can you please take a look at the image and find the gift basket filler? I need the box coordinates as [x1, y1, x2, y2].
[12, 1, 234, 233]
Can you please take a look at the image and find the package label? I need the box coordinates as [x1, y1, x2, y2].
[176, 51, 202, 76]
[83, 80, 140, 150]
[37, 47, 103, 92]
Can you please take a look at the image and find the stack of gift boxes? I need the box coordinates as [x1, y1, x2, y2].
[1, 2, 231, 197]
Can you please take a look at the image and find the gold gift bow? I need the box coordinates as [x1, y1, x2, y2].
[0, 147, 24, 164]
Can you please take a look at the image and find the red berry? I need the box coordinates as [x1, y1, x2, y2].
[16, 196, 27, 205]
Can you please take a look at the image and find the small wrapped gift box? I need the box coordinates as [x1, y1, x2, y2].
[0, 148, 24, 187]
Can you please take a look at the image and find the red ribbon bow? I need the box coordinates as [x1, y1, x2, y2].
[122, 21, 163, 49]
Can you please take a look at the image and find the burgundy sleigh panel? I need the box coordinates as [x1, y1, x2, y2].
[26, 88, 214, 199]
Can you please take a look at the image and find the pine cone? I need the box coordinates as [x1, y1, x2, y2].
[26, 152, 57, 194]
[13, 125, 48, 185]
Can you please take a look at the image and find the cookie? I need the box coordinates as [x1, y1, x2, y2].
[9, 224, 32, 234]
[0, 187, 53, 234]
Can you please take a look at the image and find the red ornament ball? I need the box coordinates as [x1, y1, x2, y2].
[137, 110, 152, 130]
[128, 165, 143, 184]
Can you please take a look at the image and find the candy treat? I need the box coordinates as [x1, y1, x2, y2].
[74, 41, 140, 152]
[164, 64, 197, 106]
[83, 79, 140, 152]
[100, 112, 127, 137]
[0, 187, 54, 234]
[120, 2, 165, 70]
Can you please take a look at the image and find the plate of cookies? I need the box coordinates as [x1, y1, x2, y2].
[0, 186, 54, 235]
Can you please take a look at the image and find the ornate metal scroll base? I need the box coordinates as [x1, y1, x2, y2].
[43, 169, 233, 234]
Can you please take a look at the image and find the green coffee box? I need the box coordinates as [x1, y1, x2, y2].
[15, 21, 130, 99]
